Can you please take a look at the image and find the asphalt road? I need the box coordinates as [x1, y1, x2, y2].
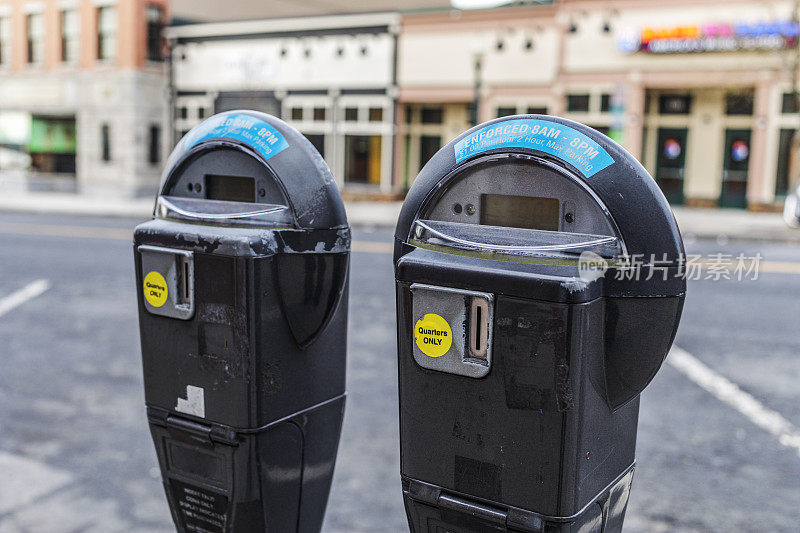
[0, 212, 798, 532]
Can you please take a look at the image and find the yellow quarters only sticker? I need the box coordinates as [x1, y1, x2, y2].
[414, 313, 453, 357]
[143, 271, 168, 308]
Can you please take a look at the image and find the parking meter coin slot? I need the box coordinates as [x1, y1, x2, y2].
[139, 245, 194, 320]
[411, 284, 493, 378]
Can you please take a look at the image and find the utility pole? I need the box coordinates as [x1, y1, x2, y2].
[471, 50, 484, 127]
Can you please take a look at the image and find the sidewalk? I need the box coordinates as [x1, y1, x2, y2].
[0, 191, 796, 242]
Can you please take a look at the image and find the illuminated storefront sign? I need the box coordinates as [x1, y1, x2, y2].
[617, 20, 799, 54]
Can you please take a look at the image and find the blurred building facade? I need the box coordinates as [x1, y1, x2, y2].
[169, 13, 399, 192]
[0, 0, 169, 196]
[167, 0, 800, 209]
[399, 0, 800, 210]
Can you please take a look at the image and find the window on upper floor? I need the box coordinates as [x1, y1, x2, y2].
[97, 6, 117, 62]
[368, 107, 383, 122]
[0, 16, 10, 67]
[420, 107, 443, 124]
[26, 13, 44, 65]
[566, 94, 590, 113]
[146, 5, 164, 62]
[496, 106, 516, 118]
[61, 9, 80, 64]
[600, 94, 611, 113]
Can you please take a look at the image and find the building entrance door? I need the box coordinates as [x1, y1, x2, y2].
[655, 128, 687, 205]
[719, 129, 751, 208]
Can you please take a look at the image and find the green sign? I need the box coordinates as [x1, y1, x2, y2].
[28, 118, 76, 154]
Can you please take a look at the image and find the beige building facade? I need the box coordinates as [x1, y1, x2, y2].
[0, 0, 169, 196]
[398, 0, 800, 209]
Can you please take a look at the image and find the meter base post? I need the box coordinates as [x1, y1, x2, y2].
[146, 394, 345, 533]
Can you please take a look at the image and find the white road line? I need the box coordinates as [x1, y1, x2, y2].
[0, 279, 50, 318]
[669, 346, 800, 458]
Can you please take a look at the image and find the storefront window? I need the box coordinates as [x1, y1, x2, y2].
[305, 134, 325, 158]
[419, 135, 441, 171]
[345, 135, 382, 185]
[566, 94, 590, 112]
[776, 129, 796, 197]
[28, 116, 77, 174]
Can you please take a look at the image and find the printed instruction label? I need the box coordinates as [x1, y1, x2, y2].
[183, 113, 289, 162]
[143, 271, 168, 308]
[171, 479, 228, 533]
[414, 313, 453, 358]
[453, 118, 615, 177]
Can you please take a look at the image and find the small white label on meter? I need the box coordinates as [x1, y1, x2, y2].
[175, 385, 205, 418]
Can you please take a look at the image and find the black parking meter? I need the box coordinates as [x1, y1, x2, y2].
[134, 111, 349, 532]
[394, 115, 685, 532]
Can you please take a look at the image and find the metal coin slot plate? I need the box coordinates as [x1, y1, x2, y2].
[410, 283, 493, 378]
[139, 245, 195, 320]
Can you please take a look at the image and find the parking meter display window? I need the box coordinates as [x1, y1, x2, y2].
[394, 115, 685, 532]
[205, 174, 255, 203]
[479, 193, 559, 231]
[135, 111, 349, 532]
[156, 146, 294, 228]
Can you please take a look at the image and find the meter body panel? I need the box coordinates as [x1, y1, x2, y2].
[394, 116, 685, 532]
[134, 111, 349, 533]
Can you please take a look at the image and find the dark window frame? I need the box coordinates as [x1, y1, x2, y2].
[101, 124, 111, 162]
[148, 124, 160, 165]
[146, 4, 164, 62]
[566, 94, 590, 113]
[420, 107, 444, 124]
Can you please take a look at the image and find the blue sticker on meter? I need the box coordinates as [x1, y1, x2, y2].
[183, 113, 289, 161]
[453, 119, 614, 177]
